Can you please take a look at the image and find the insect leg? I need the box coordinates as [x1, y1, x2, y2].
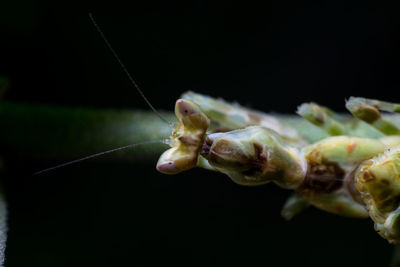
[297, 102, 346, 136]
[346, 97, 400, 135]
[281, 193, 310, 220]
[181, 91, 302, 143]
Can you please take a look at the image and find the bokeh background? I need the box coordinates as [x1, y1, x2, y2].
[1, 1, 399, 266]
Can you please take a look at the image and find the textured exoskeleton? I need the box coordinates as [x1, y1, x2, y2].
[157, 92, 400, 244]
[356, 146, 400, 243]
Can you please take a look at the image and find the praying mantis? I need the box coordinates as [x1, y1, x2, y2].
[36, 88, 400, 244]
[35, 14, 400, 246]
[153, 91, 400, 244]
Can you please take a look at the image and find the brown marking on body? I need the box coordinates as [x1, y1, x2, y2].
[299, 162, 344, 194]
[200, 136, 213, 157]
[347, 142, 356, 153]
[242, 143, 268, 177]
[178, 135, 199, 147]
[359, 170, 375, 183]
[206, 139, 249, 171]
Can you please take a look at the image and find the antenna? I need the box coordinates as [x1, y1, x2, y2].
[89, 13, 173, 127]
[34, 140, 164, 175]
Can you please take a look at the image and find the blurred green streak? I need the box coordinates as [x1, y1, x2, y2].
[0, 102, 173, 163]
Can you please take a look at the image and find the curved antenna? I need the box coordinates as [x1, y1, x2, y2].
[34, 140, 164, 175]
[89, 13, 173, 128]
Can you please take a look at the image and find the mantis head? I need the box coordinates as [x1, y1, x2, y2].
[156, 99, 210, 174]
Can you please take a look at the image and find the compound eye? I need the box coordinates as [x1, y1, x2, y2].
[175, 99, 201, 117]
[156, 160, 180, 174]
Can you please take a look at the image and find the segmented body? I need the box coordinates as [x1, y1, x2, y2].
[82, 14, 400, 244]
[156, 92, 400, 244]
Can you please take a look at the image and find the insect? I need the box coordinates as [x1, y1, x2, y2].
[156, 93, 400, 244]
[35, 14, 400, 245]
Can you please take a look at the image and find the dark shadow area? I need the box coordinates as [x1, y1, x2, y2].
[1, 1, 399, 266]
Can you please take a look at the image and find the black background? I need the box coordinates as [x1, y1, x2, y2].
[1, 1, 399, 266]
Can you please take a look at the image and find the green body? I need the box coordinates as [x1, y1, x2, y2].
[158, 92, 400, 244]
